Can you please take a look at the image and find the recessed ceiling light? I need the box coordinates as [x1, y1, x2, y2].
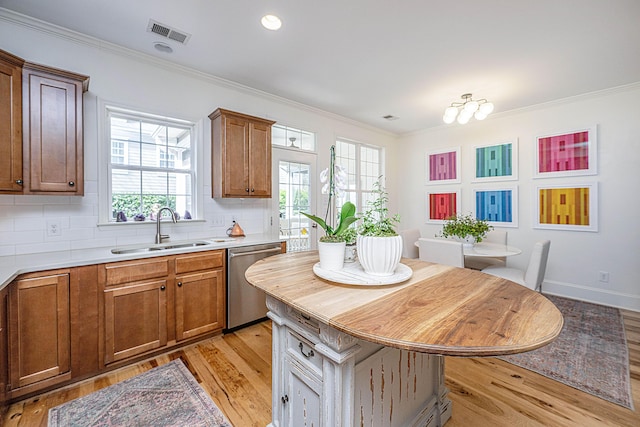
[153, 42, 173, 53]
[261, 14, 282, 31]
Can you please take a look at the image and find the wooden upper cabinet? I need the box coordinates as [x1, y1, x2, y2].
[22, 62, 89, 195]
[210, 108, 275, 198]
[0, 49, 24, 193]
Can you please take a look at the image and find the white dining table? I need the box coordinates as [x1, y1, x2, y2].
[414, 240, 522, 258]
[463, 241, 522, 258]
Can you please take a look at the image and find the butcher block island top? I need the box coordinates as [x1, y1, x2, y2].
[245, 251, 563, 357]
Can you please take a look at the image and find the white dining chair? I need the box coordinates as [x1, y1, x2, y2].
[464, 230, 508, 270]
[399, 228, 421, 259]
[482, 240, 551, 291]
[418, 238, 464, 267]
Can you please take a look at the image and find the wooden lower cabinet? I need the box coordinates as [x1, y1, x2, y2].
[101, 250, 225, 366]
[8, 273, 70, 391]
[103, 279, 168, 364]
[175, 270, 224, 341]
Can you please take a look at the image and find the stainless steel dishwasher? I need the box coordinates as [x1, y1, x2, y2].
[226, 243, 282, 331]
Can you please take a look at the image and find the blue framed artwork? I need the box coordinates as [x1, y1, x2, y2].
[473, 186, 518, 227]
[473, 139, 518, 182]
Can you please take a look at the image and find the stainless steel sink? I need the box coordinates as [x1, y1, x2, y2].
[111, 241, 211, 255]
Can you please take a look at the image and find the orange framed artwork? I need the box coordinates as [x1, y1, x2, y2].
[534, 183, 598, 231]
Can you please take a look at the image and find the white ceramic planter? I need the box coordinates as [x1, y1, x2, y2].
[318, 241, 346, 271]
[357, 235, 403, 276]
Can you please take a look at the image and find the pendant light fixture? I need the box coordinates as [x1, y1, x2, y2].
[443, 93, 494, 124]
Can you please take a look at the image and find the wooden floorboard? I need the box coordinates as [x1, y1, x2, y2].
[3, 312, 639, 426]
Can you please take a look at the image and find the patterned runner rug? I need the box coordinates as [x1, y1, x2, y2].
[48, 359, 232, 426]
[499, 294, 633, 409]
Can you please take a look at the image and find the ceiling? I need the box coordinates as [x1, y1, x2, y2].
[2, 0, 639, 134]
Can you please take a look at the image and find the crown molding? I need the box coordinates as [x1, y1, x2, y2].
[0, 7, 397, 138]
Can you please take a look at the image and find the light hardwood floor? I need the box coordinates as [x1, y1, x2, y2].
[4, 310, 639, 427]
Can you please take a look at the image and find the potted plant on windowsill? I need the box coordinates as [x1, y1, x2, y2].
[357, 177, 402, 276]
[301, 145, 358, 271]
[438, 213, 492, 247]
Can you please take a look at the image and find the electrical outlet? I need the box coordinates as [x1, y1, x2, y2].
[47, 220, 62, 237]
[598, 271, 609, 283]
[211, 215, 225, 227]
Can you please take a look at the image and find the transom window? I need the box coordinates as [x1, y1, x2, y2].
[335, 139, 383, 213]
[272, 124, 316, 151]
[107, 108, 196, 222]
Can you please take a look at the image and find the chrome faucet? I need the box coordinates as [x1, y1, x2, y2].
[155, 207, 177, 244]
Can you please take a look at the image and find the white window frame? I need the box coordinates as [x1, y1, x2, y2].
[98, 101, 201, 225]
[334, 138, 384, 213]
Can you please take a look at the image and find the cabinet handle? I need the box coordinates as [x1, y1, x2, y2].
[299, 342, 314, 358]
[160, 285, 166, 291]
[245, 188, 250, 192]
[281, 394, 289, 404]
[177, 282, 183, 287]
[15, 179, 23, 185]
[251, 188, 255, 192]
[68, 181, 75, 187]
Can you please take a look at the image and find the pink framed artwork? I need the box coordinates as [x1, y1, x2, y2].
[425, 147, 461, 184]
[426, 190, 460, 223]
[535, 126, 597, 178]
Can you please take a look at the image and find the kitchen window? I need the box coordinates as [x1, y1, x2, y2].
[335, 139, 383, 212]
[105, 107, 196, 223]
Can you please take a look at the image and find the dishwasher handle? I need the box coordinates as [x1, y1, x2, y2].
[229, 247, 282, 258]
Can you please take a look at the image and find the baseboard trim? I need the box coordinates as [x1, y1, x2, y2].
[542, 279, 640, 312]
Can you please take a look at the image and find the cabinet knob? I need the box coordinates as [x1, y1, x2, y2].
[281, 394, 289, 404]
[160, 285, 166, 291]
[177, 282, 183, 287]
[15, 179, 23, 185]
[68, 181, 75, 187]
[245, 188, 250, 192]
[251, 188, 255, 192]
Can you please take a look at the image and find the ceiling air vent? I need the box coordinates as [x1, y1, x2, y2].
[382, 115, 399, 121]
[147, 19, 191, 45]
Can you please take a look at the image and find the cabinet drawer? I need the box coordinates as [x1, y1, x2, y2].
[175, 250, 224, 274]
[104, 258, 170, 286]
[286, 329, 322, 377]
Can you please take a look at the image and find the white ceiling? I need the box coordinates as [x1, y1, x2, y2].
[2, 0, 639, 134]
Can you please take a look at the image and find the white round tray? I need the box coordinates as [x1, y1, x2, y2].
[312, 261, 412, 286]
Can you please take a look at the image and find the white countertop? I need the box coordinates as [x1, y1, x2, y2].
[0, 234, 283, 291]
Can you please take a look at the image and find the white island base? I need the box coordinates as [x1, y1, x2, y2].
[267, 296, 452, 427]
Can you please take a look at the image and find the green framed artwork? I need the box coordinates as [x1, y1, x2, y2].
[473, 139, 518, 182]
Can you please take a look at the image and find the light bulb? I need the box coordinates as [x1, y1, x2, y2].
[474, 111, 488, 120]
[457, 112, 471, 124]
[443, 114, 456, 124]
[479, 102, 494, 115]
[261, 15, 282, 30]
[463, 100, 479, 113]
[444, 106, 459, 118]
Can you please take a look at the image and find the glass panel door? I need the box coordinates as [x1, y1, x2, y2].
[272, 148, 317, 252]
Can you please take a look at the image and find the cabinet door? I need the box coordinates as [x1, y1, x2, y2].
[23, 65, 86, 195]
[103, 280, 167, 364]
[282, 356, 322, 427]
[248, 120, 272, 197]
[0, 51, 23, 193]
[9, 274, 70, 389]
[175, 270, 225, 341]
[223, 115, 250, 196]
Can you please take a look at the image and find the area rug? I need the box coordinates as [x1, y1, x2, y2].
[498, 294, 633, 409]
[48, 359, 232, 427]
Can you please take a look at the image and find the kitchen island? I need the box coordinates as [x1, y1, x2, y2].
[245, 251, 563, 427]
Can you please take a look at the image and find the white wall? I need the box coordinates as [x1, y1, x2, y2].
[0, 11, 398, 256]
[398, 85, 640, 311]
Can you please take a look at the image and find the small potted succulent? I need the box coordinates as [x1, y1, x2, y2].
[356, 177, 402, 276]
[438, 213, 492, 246]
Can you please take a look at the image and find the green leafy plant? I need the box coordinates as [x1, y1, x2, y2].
[340, 225, 358, 245]
[358, 178, 400, 237]
[302, 201, 358, 242]
[438, 213, 492, 243]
